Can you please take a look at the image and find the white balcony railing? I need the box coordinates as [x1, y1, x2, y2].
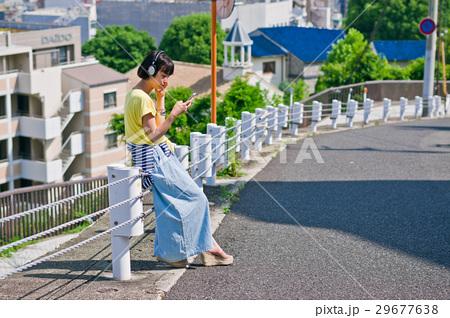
[61, 131, 84, 157]
[67, 90, 84, 113]
[69, 131, 84, 156]
[19, 116, 61, 140]
[21, 159, 62, 183]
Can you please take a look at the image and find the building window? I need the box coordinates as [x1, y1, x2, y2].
[104, 91, 117, 108]
[263, 61, 276, 74]
[13, 136, 31, 160]
[19, 136, 31, 159]
[104, 132, 118, 150]
[14, 178, 32, 189]
[0, 96, 6, 118]
[0, 182, 8, 192]
[33, 49, 60, 69]
[59, 47, 67, 64]
[0, 139, 7, 162]
[17, 95, 29, 116]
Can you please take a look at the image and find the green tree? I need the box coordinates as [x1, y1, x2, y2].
[82, 25, 157, 73]
[343, 0, 434, 41]
[437, 28, 450, 81]
[319, 28, 390, 89]
[108, 113, 125, 141]
[159, 13, 227, 65]
[379, 59, 409, 80]
[314, 75, 328, 94]
[217, 77, 268, 125]
[404, 57, 425, 80]
[278, 79, 310, 104]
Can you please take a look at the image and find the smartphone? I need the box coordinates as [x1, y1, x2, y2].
[186, 92, 196, 102]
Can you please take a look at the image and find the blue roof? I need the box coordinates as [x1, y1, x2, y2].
[372, 40, 426, 61]
[250, 34, 286, 58]
[250, 26, 345, 62]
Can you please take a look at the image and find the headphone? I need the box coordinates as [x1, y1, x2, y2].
[148, 50, 164, 76]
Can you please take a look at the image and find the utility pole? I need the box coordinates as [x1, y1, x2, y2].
[434, 0, 443, 96]
[422, 0, 438, 117]
[211, 0, 217, 124]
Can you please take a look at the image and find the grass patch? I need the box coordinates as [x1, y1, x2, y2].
[0, 237, 41, 258]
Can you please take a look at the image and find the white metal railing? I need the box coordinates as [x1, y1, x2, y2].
[1, 93, 448, 281]
[180, 94, 449, 187]
[0, 170, 151, 280]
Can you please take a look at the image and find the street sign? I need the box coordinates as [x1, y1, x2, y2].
[419, 18, 436, 35]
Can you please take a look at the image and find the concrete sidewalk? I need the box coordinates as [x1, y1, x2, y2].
[0, 111, 448, 300]
[0, 128, 291, 300]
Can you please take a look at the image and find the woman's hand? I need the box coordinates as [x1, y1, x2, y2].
[143, 99, 191, 143]
[170, 100, 192, 118]
[155, 81, 168, 99]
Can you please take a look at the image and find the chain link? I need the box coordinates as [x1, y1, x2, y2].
[0, 206, 155, 280]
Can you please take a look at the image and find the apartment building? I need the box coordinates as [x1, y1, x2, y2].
[0, 26, 128, 191]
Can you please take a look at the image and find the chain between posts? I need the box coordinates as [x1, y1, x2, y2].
[0, 206, 155, 280]
[0, 173, 144, 224]
[0, 189, 151, 253]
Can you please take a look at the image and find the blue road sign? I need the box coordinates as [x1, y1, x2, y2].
[419, 18, 436, 35]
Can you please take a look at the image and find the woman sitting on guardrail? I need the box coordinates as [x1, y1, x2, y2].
[124, 50, 233, 268]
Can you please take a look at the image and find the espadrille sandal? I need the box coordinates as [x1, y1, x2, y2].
[156, 255, 188, 268]
[201, 252, 233, 266]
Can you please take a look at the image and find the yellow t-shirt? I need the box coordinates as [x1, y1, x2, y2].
[124, 89, 174, 152]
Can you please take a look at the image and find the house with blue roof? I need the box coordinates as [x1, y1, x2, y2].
[222, 20, 345, 92]
[371, 40, 426, 67]
[249, 25, 345, 90]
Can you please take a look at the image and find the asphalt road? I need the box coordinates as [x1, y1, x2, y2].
[164, 118, 450, 300]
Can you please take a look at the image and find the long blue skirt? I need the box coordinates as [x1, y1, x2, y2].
[128, 142, 215, 262]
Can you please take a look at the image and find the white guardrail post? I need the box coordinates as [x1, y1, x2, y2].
[107, 164, 144, 281]
[331, 99, 341, 129]
[383, 98, 391, 122]
[241, 111, 255, 160]
[235, 119, 241, 154]
[290, 102, 302, 135]
[363, 98, 373, 124]
[255, 108, 267, 151]
[311, 101, 322, 132]
[190, 132, 212, 189]
[276, 104, 288, 139]
[415, 96, 422, 118]
[224, 117, 238, 169]
[265, 105, 276, 145]
[433, 95, 441, 117]
[206, 123, 225, 186]
[346, 99, 356, 127]
[428, 97, 434, 118]
[446, 94, 450, 114]
[399, 97, 408, 121]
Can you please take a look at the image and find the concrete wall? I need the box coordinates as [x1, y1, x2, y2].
[251, 55, 285, 87]
[44, 0, 74, 8]
[83, 82, 128, 177]
[11, 26, 82, 62]
[221, 0, 292, 33]
[302, 62, 322, 93]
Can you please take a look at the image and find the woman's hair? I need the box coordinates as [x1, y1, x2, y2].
[137, 50, 174, 79]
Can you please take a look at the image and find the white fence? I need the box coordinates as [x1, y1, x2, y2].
[174, 94, 449, 187]
[1, 94, 448, 281]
